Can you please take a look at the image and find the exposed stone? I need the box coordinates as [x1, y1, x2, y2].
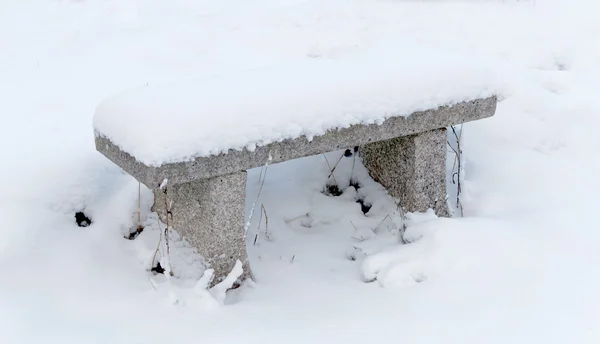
[152, 171, 250, 286]
[361, 128, 450, 217]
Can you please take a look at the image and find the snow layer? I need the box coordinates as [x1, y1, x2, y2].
[3, 0, 600, 343]
[94, 45, 496, 166]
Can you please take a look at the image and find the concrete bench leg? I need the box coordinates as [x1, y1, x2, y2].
[361, 128, 450, 217]
[152, 171, 251, 286]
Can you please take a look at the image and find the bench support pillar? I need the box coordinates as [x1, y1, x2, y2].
[361, 128, 450, 217]
[152, 171, 251, 286]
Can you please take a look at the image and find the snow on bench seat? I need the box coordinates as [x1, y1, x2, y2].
[93, 45, 497, 171]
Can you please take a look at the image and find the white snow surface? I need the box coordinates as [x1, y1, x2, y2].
[94, 45, 496, 165]
[3, 0, 600, 343]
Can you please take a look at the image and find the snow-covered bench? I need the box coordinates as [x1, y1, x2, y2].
[93, 55, 497, 285]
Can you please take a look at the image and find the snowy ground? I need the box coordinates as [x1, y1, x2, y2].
[2, 0, 600, 343]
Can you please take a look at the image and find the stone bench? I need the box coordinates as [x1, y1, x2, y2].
[94, 96, 497, 285]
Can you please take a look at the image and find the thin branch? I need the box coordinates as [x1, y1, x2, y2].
[151, 217, 163, 267]
[451, 124, 463, 171]
[254, 204, 264, 245]
[261, 204, 270, 241]
[137, 182, 142, 229]
[323, 155, 338, 185]
[148, 277, 157, 291]
[375, 214, 393, 231]
[326, 153, 344, 180]
[284, 213, 309, 224]
[447, 125, 464, 217]
[161, 187, 173, 276]
[257, 165, 265, 184]
[447, 140, 459, 156]
[164, 189, 171, 257]
[245, 154, 271, 238]
[350, 151, 357, 183]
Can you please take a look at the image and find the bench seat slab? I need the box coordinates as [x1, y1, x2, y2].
[95, 97, 496, 189]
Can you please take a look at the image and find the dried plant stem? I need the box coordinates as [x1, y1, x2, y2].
[447, 125, 464, 217]
[375, 214, 392, 230]
[260, 204, 270, 241]
[452, 124, 463, 171]
[257, 165, 265, 184]
[350, 152, 357, 182]
[164, 195, 171, 257]
[323, 155, 338, 185]
[137, 182, 142, 229]
[161, 185, 173, 275]
[151, 217, 162, 267]
[395, 202, 408, 244]
[254, 203, 266, 245]
[245, 156, 271, 238]
[326, 153, 344, 179]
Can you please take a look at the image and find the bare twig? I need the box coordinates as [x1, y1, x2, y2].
[160, 185, 174, 276]
[148, 277, 157, 291]
[151, 217, 163, 267]
[257, 165, 265, 184]
[256, 205, 264, 240]
[451, 124, 463, 171]
[323, 154, 338, 185]
[326, 153, 344, 180]
[447, 141, 459, 156]
[254, 204, 271, 244]
[284, 213, 309, 224]
[164, 190, 171, 257]
[245, 154, 271, 238]
[261, 204, 270, 241]
[351, 236, 368, 242]
[448, 125, 464, 217]
[137, 182, 142, 229]
[350, 220, 374, 242]
[395, 203, 409, 244]
[350, 151, 357, 183]
[375, 214, 392, 231]
[349, 220, 363, 240]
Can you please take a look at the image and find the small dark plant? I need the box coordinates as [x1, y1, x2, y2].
[75, 212, 92, 227]
[151, 262, 165, 275]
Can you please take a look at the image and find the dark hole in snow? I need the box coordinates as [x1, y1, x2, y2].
[323, 184, 343, 197]
[126, 226, 144, 240]
[347, 252, 357, 261]
[356, 198, 372, 215]
[75, 212, 92, 227]
[349, 179, 361, 191]
[151, 262, 165, 275]
[344, 149, 353, 157]
[354, 146, 359, 153]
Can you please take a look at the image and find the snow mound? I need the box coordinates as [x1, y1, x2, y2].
[94, 44, 498, 166]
